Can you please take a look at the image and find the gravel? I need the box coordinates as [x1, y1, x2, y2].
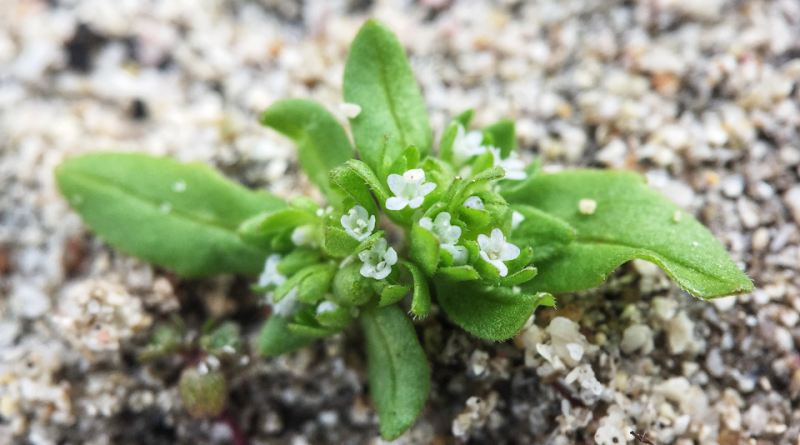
[2, 0, 800, 444]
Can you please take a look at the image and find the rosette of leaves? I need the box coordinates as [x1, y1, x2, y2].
[55, 19, 753, 441]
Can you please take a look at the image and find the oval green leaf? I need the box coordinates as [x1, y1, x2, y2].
[435, 281, 540, 341]
[55, 153, 284, 277]
[361, 304, 430, 441]
[503, 170, 754, 299]
[261, 99, 354, 202]
[343, 19, 432, 175]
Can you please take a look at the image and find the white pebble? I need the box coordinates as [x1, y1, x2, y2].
[579, 199, 596, 214]
[620, 324, 654, 354]
[339, 102, 361, 118]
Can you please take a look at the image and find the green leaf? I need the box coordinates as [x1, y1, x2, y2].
[237, 212, 277, 251]
[258, 208, 317, 235]
[261, 99, 353, 202]
[451, 109, 473, 128]
[469, 165, 506, 183]
[458, 207, 490, 229]
[355, 230, 386, 254]
[404, 262, 431, 317]
[510, 204, 575, 263]
[504, 170, 754, 299]
[496, 266, 538, 287]
[436, 265, 480, 282]
[343, 20, 432, 175]
[362, 304, 430, 441]
[438, 123, 459, 164]
[324, 227, 360, 257]
[330, 160, 387, 215]
[435, 281, 539, 341]
[200, 322, 242, 356]
[376, 281, 411, 307]
[317, 305, 352, 329]
[410, 224, 440, 276]
[274, 264, 327, 303]
[388, 145, 420, 177]
[298, 264, 336, 303]
[257, 315, 313, 357]
[287, 323, 339, 338]
[277, 248, 322, 276]
[483, 119, 516, 158]
[55, 153, 284, 277]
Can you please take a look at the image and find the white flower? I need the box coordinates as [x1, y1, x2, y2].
[463, 196, 484, 210]
[477, 228, 520, 277]
[316, 301, 338, 314]
[258, 254, 286, 288]
[340, 205, 376, 241]
[489, 147, 526, 180]
[358, 238, 398, 280]
[418, 212, 468, 266]
[291, 224, 317, 247]
[271, 287, 301, 318]
[385, 169, 437, 211]
[452, 125, 487, 166]
[511, 211, 525, 230]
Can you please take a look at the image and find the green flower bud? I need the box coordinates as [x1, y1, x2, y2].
[331, 262, 375, 306]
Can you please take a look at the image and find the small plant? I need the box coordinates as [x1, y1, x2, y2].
[55, 20, 752, 440]
[139, 317, 243, 419]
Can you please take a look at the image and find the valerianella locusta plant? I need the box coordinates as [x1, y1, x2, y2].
[55, 19, 753, 441]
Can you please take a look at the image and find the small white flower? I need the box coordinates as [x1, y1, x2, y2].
[340, 205, 376, 241]
[463, 196, 484, 210]
[452, 125, 487, 166]
[385, 169, 437, 211]
[488, 147, 526, 180]
[258, 254, 286, 288]
[291, 224, 317, 247]
[511, 211, 525, 230]
[316, 301, 338, 314]
[477, 228, 520, 277]
[418, 212, 468, 266]
[358, 238, 398, 280]
[272, 287, 301, 318]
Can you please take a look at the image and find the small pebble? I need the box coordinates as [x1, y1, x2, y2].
[579, 199, 597, 214]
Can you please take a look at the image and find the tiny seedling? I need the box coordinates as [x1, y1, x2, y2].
[55, 20, 752, 440]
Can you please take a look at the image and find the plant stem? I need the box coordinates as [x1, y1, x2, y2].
[218, 409, 249, 445]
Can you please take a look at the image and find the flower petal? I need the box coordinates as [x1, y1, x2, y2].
[408, 196, 425, 209]
[492, 260, 509, 277]
[477, 233, 490, 250]
[385, 196, 408, 211]
[419, 217, 433, 230]
[387, 174, 406, 195]
[419, 182, 437, 196]
[499, 242, 521, 261]
[360, 263, 375, 278]
[383, 246, 398, 266]
[374, 265, 391, 280]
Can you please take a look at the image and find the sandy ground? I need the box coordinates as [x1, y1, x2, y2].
[1, 0, 800, 444]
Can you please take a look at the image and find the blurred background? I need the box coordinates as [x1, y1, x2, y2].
[1, 0, 799, 444]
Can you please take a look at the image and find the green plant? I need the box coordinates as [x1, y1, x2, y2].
[55, 19, 752, 441]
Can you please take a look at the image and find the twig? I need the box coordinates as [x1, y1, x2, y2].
[630, 431, 655, 445]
